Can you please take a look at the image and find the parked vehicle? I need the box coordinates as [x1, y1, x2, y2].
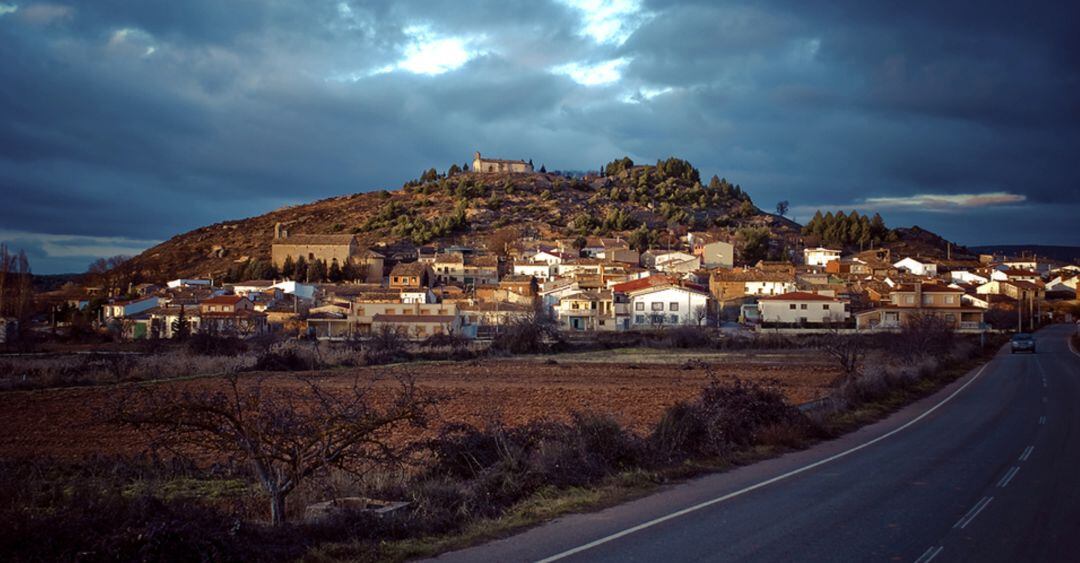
[1010, 333, 1036, 354]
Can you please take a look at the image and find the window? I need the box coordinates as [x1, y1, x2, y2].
[635, 314, 645, 324]
[652, 302, 664, 311]
[946, 296, 955, 304]
[800, 304, 808, 310]
[670, 314, 679, 324]
[823, 304, 830, 310]
[789, 304, 797, 310]
[669, 302, 679, 311]
[906, 295, 915, 304]
[635, 302, 645, 311]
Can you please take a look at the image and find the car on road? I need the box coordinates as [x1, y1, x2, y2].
[1010, 333, 1036, 354]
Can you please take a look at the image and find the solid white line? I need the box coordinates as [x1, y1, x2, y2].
[914, 545, 943, 563]
[1068, 331, 1080, 358]
[954, 496, 994, 529]
[1019, 446, 1034, 462]
[535, 362, 994, 563]
[1039, 416, 1046, 425]
[998, 467, 1020, 488]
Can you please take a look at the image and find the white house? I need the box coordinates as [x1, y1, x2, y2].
[166, 278, 212, 289]
[745, 278, 798, 297]
[1047, 275, 1078, 293]
[513, 261, 555, 281]
[757, 292, 848, 325]
[532, 250, 574, 266]
[625, 284, 710, 327]
[401, 288, 435, 304]
[104, 296, 160, 319]
[804, 247, 841, 267]
[950, 270, 989, 285]
[893, 257, 938, 276]
[272, 280, 316, 301]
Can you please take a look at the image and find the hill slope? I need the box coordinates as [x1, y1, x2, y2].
[121, 158, 801, 281]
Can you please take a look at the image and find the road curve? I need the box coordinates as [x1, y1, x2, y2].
[429, 325, 1080, 563]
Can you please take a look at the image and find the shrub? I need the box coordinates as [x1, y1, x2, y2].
[662, 326, 712, 349]
[490, 314, 558, 355]
[186, 333, 248, 356]
[650, 377, 807, 461]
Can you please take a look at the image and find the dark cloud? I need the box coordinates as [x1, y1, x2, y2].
[0, 0, 1077, 272]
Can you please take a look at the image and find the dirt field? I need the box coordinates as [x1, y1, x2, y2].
[0, 349, 840, 459]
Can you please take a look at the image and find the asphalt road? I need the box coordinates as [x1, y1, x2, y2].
[431, 325, 1080, 563]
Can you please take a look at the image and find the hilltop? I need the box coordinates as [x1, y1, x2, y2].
[119, 157, 801, 281]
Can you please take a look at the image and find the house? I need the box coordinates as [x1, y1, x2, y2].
[1047, 274, 1079, 293]
[472, 151, 533, 173]
[613, 277, 710, 328]
[686, 233, 735, 269]
[804, 247, 841, 268]
[709, 269, 797, 303]
[371, 314, 465, 339]
[272, 280, 317, 301]
[104, 296, 160, 320]
[757, 292, 848, 326]
[581, 237, 629, 258]
[654, 251, 702, 275]
[433, 253, 499, 286]
[555, 290, 616, 331]
[147, 305, 202, 339]
[513, 261, 555, 281]
[459, 302, 534, 334]
[388, 262, 434, 289]
[199, 295, 266, 335]
[531, 249, 575, 266]
[893, 257, 939, 277]
[166, 278, 212, 289]
[990, 268, 1041, 283]
[950, 271, 989, 285]
[855, 283, 984, 331]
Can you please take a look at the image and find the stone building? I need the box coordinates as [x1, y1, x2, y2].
[472, 151, 533, 173]
[271, 225, 384, 283]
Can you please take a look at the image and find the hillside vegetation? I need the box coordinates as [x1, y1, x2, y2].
[120, 157, 799, 282]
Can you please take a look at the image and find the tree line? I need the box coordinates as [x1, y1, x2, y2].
[802, 210, 892, 248]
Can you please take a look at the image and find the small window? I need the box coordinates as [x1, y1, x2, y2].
[635, 314, 645, 324]
[670, 314, 679, 323]
[635, 302, 645, 311]
[823, 304, 830, 310]
[669, 302, 679, 311]
[946, 296, 955, 304]
[906, 295, 915, 304]
[789, 304, 797, 310]
[800, 304, 808, 310]
[652, 302, 664, 311]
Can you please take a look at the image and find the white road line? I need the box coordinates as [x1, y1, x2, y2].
[954, 496, 994, 529]
[1019, 446, 1034, 462]
[998, 467, 1020, 488]
[1069, 332, 1080, 358]
[1039, 416, 1046, 425]
[535, 362, 994, 563]
[914, 545, 943, 563]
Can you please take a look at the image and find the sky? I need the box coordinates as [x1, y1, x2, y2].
[1, 1, 1078, 273]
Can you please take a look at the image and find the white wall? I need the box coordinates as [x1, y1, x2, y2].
[629, 287, 709, 326]
[759, 299, 847, 324]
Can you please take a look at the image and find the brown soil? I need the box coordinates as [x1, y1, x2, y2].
[0, 356, 838, 459]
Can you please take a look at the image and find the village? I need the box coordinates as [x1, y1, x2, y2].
[12, 153, 1077, 349]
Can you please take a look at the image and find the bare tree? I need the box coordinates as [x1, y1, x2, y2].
[115, 372, 435, 525]
[820, 330, 865, 382]
[0, 243, 9, 318]
[692, 305, 708, 326]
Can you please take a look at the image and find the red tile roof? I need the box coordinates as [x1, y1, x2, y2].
[611, 275, 677, 293]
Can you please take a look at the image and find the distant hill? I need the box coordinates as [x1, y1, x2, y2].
[118, 157, 803, 282]
[968, 245, 1080, 264]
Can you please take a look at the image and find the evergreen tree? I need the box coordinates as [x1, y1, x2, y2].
[294, 256, 308, 283]
[281, 256, 295, 279]
[328, 261, 343, 283]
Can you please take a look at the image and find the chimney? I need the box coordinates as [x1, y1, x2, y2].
[274, 222, 282, 240]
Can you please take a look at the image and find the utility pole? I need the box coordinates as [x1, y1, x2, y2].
[1017, 290, 1024, 333]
